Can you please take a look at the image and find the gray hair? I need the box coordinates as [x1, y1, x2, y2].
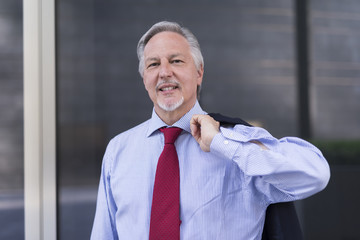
[137, 21, 204, 77]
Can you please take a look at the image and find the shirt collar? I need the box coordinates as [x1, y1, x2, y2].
[146, 101, 206, 137]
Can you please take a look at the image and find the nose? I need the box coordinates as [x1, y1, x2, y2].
[159, 61, 173, 79]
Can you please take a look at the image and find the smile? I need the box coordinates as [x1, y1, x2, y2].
[160, 86, 178, 91]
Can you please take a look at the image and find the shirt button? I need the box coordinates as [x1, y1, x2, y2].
[224, 140, 229, 145]
[229, 133, 234, 137]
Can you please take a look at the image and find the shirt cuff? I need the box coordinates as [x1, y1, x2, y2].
[210, 127, 243, 160]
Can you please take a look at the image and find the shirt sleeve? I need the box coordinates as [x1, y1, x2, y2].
[91, 140, 119, 240]
[210, 124, 330, 203]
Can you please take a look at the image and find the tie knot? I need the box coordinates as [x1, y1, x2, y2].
[160, 127, 182, 144]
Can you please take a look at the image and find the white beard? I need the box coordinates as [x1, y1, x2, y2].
[158, 96, 184, 112]
[156, 79, 184, 112]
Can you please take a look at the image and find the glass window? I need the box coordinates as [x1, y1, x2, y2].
[301, 1, 360, 239]
[0, 0, 24, 239]
[311, 0, 360, 140]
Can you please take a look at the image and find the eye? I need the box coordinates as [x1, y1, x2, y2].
[171, 59, 183, 64]
[147, 62, 159, 68]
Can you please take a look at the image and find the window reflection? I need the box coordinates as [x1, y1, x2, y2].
[0, 0, 24, 239]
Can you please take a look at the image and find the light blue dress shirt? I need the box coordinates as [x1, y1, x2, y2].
[91, 101, 330, 240]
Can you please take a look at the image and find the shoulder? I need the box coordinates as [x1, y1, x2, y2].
[100, 119, 151, 174]
[108, 119, 151, 149]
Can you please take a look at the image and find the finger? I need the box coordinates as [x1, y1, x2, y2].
[190, 115, 201, 132]
[190, 114, 202, 125]
[190, 124, 200, 141]
[190, 116, 201, 140]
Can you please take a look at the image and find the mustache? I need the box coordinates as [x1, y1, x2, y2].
[155, 79, 181, 90]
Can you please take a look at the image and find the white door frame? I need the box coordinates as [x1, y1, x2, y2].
[23, 0, 57, 239]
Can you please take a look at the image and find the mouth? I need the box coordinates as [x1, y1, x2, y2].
[156, 81, 180, 92]
[159, 86, 178, 92]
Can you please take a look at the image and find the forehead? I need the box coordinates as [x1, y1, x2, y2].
[144, 31, 191, 57]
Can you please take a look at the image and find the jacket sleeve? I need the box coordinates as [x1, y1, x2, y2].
[210, 124, 330, 203]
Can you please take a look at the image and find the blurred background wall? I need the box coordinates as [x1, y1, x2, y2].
[1, 0, 359, 239]
[0, 0, 24, 239]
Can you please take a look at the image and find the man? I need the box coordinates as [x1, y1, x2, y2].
[91, 21, 330, 240]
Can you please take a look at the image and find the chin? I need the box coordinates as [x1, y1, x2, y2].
[158, 97, 184, 112]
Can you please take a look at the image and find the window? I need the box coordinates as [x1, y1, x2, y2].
[0, 1, 24, 239]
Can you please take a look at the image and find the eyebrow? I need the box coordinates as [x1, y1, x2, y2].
[145, 53, 184, 63]
[145, 57, 159, 63]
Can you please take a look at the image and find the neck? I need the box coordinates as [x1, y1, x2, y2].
[155, 101, 196, 126]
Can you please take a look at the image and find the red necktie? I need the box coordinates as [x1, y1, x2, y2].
[149, 127, 182, 240]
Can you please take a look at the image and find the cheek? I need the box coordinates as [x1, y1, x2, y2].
[143, 80, 149, 91]
[143, 77, 154, 91]
[182, 81, 198, 97]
